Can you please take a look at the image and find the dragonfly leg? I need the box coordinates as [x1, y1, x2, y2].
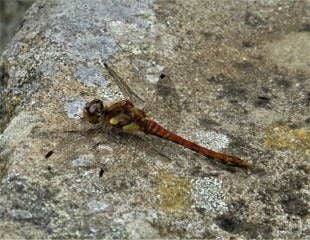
[62, 124, 105, 136]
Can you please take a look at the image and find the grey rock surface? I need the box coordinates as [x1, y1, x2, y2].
[0, 0, 309, 239]
[0, 0, 35, 54]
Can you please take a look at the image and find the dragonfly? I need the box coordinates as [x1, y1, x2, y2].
[81, 63, 251, 169]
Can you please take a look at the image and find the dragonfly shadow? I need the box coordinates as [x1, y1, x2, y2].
[153, 71, 182, 132]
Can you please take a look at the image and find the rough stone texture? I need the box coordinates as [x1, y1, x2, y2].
[0, 0, 35, 54]
[0, 0, 309, 239]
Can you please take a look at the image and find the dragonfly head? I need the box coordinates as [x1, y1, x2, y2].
[83, 99, 106, 124]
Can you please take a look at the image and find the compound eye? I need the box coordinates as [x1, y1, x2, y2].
[89, 103, 99, 115]
[88, 100, 103, 114]
[83, 99, 104, 124]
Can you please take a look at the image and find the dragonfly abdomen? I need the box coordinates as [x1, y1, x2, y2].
[140, 119, 251, 168]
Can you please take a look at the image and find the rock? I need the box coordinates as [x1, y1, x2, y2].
[126, 219, 160, 240]
[0, 0, 309, 239]
[72, 154, 96, 167]
[264, 32, 310, 73]
[9, 209, 33, 220]
[87, 199, 109, 213]
[0, 0, 35, 53]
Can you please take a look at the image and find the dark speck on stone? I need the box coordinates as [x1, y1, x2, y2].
[159, 73, 166, 79]
[254, 95, 270, 108]
[242, 40, 254, 48]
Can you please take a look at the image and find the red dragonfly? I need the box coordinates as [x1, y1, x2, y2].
[82, 63, 251, 169]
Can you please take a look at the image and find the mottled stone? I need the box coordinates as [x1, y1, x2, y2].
[0, 0, 35, 53]
[195, 130, 230, 152]
[72, 154, 95, 167]
[191, 177, 228, 215]
[87, 199, 108, 213]
[0, 0, 309, 239]
[126, 219, 160, 240]
[75, 64, 108, 87]
[65, 97, 86, 119]
[264, 32, 310, 73]
[9, 209, 33, 220]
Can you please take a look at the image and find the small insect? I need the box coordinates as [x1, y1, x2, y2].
[81, 64, 251, 169]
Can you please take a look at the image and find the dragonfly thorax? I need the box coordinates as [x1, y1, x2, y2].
[83, 99, 106, 124]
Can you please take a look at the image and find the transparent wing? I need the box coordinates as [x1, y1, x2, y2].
[103, 63, 145, 106]
[44, 126, 105, 160]
[102, 60, 181, 132]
